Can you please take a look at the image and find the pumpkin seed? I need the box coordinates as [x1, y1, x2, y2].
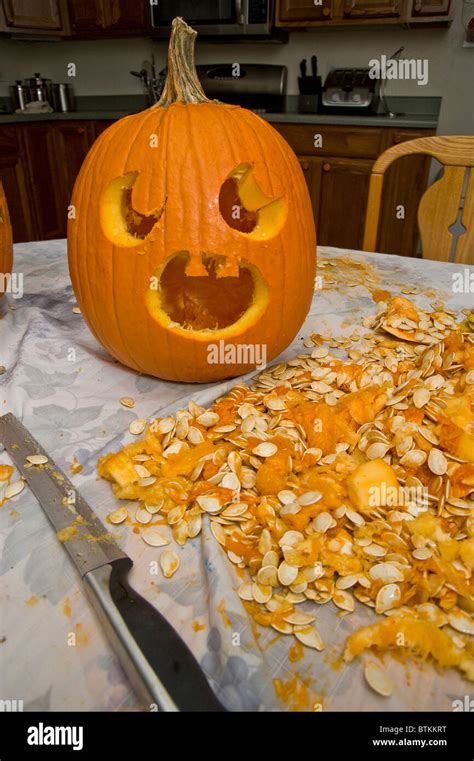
[375, 583, 401, 614]
[142, 527, 170, 547]
[448, 609, 474, 636]
[412, 547, 432, 561]
[277, 561, 298, 586]
[196, 411, 220, 427]
[119, 397, 135, 408]
[293, 626, 324, 650]
[160, 550, 180, 578]
[5, 480, 25, 499]
[252, 442, 278, 458]
[428, 448, 448, 475]
[412, 388, 430, 408]
[26, 454, 48, 466]
[196, 495, 222, 514]
[298, 491, 322, 506]
[156, 417, 175, 434]
[364, 661, 393, 697]
[135, 507, 152, 525]
[238, 582, 254, 601]
[333, 590, 355, 612]
[109, 507, 128, 525]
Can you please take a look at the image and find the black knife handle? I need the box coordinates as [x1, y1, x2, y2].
[84, 560, 226, 712]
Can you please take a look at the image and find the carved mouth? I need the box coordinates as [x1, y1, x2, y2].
[146, 252, 269, 337]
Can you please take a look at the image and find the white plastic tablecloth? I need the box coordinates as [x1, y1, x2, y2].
[0, 241, 472, 712]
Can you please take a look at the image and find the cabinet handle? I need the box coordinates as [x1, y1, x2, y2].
[323, 7, 330, 16]
[299, 160, 309, 171]
[77, 127, 86, 134]
[414, 1, 422, 10]
[323, 163, 331, 172]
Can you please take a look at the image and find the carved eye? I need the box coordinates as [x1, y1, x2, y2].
[218, 163, 287, 240]
[101, 172, 165, 247]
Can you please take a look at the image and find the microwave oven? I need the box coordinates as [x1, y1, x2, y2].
[147, 0, 286, 41]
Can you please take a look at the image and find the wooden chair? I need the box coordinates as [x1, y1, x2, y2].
[363, 136, 474, 264]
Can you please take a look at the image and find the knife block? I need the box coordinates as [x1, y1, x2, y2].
[298, 75, 322, 113]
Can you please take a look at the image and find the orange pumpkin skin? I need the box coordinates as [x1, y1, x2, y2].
[68, 21, 316, 383]
[0, 182, 13, 300]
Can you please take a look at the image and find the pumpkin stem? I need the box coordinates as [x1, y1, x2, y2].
[157, 17, 210, 107]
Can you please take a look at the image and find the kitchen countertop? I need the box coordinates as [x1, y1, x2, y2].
[0, 240, 471, 712]
[0, 94, 441, 129]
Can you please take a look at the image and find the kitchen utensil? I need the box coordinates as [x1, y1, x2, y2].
[321, 68, 380, 113]
[23, 72, 52, 103]
[311, 55, 318, 78]
[9, 81, 27, 110]
[194, 63, 287, 112]
[300, 58, 307, 78]
[379, 47, 405, 118]
[0, 413, 225, 713]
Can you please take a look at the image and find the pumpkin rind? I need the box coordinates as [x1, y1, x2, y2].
[0, 182, 13, 300]
[67, 18, 316, 382]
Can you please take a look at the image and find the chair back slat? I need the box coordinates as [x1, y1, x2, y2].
[417, 166, 466, 262]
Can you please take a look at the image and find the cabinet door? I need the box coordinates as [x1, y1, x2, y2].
[298, 156, 323, 224]
[91, 120, 114, 141]
[0, 127, 35, 243]
[377, 130, 431, 257]
[343, 0, 402, 17]
[278, 0, 333, 22]
[3, 0, 62, 28]
[410, 0, 451, 15]
[67, 0, 105, 32]
[21, 123, 65, 240]
[105, 0, 144, 32]
[317, 157, 373, 249]
[53, 122, 95, 236]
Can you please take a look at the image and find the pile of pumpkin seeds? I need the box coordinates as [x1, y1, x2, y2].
[100, 295, 474, 694]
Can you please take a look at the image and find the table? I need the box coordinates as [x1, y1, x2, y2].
[0, 241, 472, 712]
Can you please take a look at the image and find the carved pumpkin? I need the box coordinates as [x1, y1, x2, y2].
[0, 181, 13, 301]
[68, 18, 316, 382]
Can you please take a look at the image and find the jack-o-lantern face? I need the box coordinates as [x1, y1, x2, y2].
[0, 182, 13, 301]
[68, 18, 316, 382]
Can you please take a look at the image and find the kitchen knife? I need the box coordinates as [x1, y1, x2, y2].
[300, 58, 307, 78]
[0, 413, 226, 713]
[311, 55, 318, 78]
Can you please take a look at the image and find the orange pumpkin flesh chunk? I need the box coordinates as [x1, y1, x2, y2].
[346, 459, 400, 513]
[344, 615, 474, 682]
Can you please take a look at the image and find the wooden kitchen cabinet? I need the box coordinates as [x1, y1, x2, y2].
[0, 126, 35, 243]
[318, 157, 374, 249]
[67, 0, 144, 36]
[276, 0, 453, 25]
[409, 0, 451, 16]
[21, 123, 66, 240]
[343, 0, 402, 18]
[272, 122, 434, 256]
[2, 0, 64, 29]
[279, 0, 333, 22]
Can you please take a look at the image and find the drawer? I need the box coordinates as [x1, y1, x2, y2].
[271, 123, 384, 159]
[0, 125, 20, 153]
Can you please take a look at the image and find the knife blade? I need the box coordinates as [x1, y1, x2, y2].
[0, 413, 226, 713]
